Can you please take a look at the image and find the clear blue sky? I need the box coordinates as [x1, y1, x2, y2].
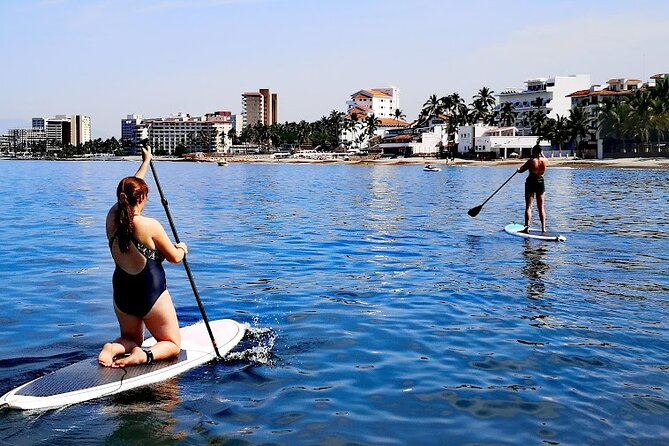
[1, 0, 668, 138]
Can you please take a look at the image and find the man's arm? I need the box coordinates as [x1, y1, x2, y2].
[517, 158, 532, 173]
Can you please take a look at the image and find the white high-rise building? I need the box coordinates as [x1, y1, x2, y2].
[45, 115, 91, 147]
[496, 75, 591, 135]
[346, 87, 400, 119]
[138, 112, 230, 154]
[45, 117, 70, 147]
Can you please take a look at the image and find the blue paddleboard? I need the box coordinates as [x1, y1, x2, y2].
[504, 223, 566, 242]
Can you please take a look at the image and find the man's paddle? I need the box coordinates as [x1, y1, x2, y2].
[148, 154, 224, 359]
[468, 170, 518, 217]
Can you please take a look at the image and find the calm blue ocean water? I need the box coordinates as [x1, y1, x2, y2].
[0, 160, 667, 445]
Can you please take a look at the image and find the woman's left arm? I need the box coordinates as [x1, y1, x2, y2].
[134, 147, 152, 179]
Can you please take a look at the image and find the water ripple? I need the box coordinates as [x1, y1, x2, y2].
[0, 161, 668, 445]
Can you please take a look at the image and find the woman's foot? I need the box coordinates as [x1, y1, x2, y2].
[98, 343, 117, 367]
[112, 346, 148, 367]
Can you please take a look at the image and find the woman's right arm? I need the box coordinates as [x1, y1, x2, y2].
[134, 148, 152, 179]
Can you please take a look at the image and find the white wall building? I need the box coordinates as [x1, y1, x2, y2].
[459, 126, 550, 158]
[457, 124, 495, 154]
[231, 114, 243, 136]
[346, 87, 400, 119]
[7, 127, 46, 151]
[205, 111, 233, 149]
[409, 125, 446, 156]
[496, 74, 591, 135]
[139, 113, 229, 154]
[340, 116, 409, 151]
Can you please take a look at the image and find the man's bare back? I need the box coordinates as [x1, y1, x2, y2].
[519, 154, 547, 177]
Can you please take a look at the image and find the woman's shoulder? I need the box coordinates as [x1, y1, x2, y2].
[134, 215, 163, 233]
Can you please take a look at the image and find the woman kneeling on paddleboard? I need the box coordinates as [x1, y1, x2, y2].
[98, 148, 188, 368]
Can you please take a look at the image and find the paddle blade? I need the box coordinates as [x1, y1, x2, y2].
[467, 205, 482, 217]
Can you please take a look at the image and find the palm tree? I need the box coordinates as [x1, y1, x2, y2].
[524, 110, 550, 142]
[649, 96, 669, 149]
[328, 110, 346, 147]
[227, 128, 237, 146]
[448, 93, 468, 124]
[627, 90, 653, 151]
[296, 120, 310, 149]
[598, 102, 632, 153]
[470, 87, 496, 124]
[351, 120, 363, 148]
[549, 115, 570, 156]
[567, 107, 591, 157]
[420, 95, 441, 124]
[364, 113, 380, 140]
[498, 102, 517, 127]
[393, 108, 406, 124]
[340, 118, 354, 147]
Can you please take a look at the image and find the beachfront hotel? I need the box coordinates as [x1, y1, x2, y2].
[125, 112, 233, 155]
[496, 74, 591, 135]
[242, 89, 278, 127]
[566, 76, 664, 158]
[346, 87, 400, 119]
[44, 115, 91, 148]
[2, 115, 91, 153]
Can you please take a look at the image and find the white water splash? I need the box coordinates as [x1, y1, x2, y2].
[224, 322, 277, 365]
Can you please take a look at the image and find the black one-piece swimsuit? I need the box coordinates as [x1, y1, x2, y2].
[109, 235, 167, 318]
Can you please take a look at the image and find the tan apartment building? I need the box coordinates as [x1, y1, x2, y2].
[242, 89, 279, 127]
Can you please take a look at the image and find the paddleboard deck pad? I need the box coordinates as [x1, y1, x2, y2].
[504, 223, 566, 242]
[1, 319, 245, 410]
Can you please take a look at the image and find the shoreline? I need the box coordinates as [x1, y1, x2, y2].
[221, 156, 669, 169]
[2, 155, 668, 169]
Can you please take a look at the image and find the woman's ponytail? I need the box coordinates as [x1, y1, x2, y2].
[115, 177, 149, 253]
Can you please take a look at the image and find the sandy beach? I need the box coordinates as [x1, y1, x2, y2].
[219, 155, 669, 169]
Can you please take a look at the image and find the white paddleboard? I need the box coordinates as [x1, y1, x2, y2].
[504, 223, 566, 242]
[0, 319, 245, 410]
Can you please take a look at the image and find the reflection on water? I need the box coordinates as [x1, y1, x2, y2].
[521, 240, 549, 299]
[103, 379, 184, 444]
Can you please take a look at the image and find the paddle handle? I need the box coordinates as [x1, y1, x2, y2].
[148, 160, 224, 359]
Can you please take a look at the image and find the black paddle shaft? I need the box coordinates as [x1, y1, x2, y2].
[468, 170, 518, 217]
[148, 160, 223, 359]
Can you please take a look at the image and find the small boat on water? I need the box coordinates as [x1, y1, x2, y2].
[218, 161, 228, 166]
[423, 165, 441, 172]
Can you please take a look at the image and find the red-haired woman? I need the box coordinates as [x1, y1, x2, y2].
[98, 148, 188, 367]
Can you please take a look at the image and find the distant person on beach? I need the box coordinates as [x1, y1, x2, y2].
[98, 148, 188, 367]
[517, 144, 548, 232]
